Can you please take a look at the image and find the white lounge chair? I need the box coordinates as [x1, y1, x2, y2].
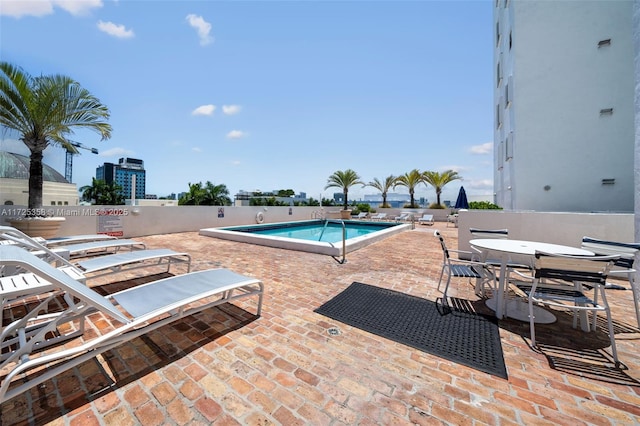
[370, 213, 387, 221]
[44, 234, 117, 247]
[355, 212, 368, 220]
[394, 212, 413, 222]
[418, 214, 434, 225]
[0, 244, 264, 403]
[0, 226, 190, 281]
[59, 239, 147, 258]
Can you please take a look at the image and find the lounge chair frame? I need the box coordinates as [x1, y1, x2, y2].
[418, 214, 434, 226]
[0, 226, 190, 281]
[0, 245, 264, 403]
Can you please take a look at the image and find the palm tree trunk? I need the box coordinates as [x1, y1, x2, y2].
[28, 149, 44, 215]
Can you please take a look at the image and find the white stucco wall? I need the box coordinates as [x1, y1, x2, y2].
[495, 1, 634, 212]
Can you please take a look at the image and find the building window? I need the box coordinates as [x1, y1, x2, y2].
[496, 62, 502, 87]
[597, 39, 611, 48]
[496, 103, 502, 129]
[506, 132, 513, 160]
[496, 22, 501, 47]
[509, 31, 512, 50]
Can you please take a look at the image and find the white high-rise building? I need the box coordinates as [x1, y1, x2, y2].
[493, 0, 634, 212]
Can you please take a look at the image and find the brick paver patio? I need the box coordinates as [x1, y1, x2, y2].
[1, 225, 639, 425]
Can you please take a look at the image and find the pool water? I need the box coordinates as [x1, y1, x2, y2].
[199, 219, 410, 257]
[246, 221, 390, 243]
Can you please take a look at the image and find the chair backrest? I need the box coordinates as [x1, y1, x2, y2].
[0, 226, 75, 269]
[434, 230, 450, 260]
[469, 228, 508, 239]
[581, 236, 640, 269]
[0, 245, 130, 323]
[534, 251, 618, 285]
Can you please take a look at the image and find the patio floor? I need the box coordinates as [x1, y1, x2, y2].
[2, 225, 639, 425]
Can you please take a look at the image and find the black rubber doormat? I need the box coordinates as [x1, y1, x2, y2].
[314, 282, 507, 379]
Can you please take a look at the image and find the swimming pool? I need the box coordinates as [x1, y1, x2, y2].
[199, 220, 411, 257]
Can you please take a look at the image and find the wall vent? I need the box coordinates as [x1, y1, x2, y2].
[597, 39, 611, 48]
[600, 108, 614, 115]
[602, 178, 615, 185]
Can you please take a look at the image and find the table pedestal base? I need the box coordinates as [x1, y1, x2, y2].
[486, 298, 556, 323]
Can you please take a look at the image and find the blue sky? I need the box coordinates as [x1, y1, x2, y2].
[1, 0, 494, 204]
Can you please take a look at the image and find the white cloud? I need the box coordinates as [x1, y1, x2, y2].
[469, 142, 493, 155]
[0, 0, 102, 18]
[192, 104, 216, 116]
[230, 160, 241, 165]
[97, 20, 134, 39]
[186, 14, 214, 46]
[440, 165, 468, 173]
[192, 147, 202, 153]
[226, 130, 246, 139]
[466, 179, 493, 190]
[100, 147, 134, 157]
[222, 105, 241, 115]
[56, 0, 102, 16]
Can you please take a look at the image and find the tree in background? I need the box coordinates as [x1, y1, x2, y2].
[0, 62, 111, 215]
[469, 201, 502, 210]
[393, 169, 423, 208]
[80, 178, 124, 205]
[422, 169, 462, 207]
[204, 181, 232, 205]
[367, 175, 396, 208]
[179, 181, 231, 206]
[324, 169, 364, 210]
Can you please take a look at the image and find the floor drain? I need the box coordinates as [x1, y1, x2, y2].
[327, 327, 341, 336]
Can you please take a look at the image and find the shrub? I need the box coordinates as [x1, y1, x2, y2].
[428, 203, 446, 209]
[469, 201, 502, 210]
[356, 203, 372, 213]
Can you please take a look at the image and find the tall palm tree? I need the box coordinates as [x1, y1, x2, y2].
[324, 169, 364, 210]
[422, 169, 462, 207]
[80, 177, 106, 204]
[394, 169, 423, 208]
[204, 181, 231, 206]
[0, 62, 111, 215]
[368, 175, 396, 208]
[102, 181, 124, 205]
[179, 182, 207, 205]
[80, 178, 124, 205]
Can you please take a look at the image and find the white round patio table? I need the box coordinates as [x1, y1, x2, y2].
[469, 239, 594, 322]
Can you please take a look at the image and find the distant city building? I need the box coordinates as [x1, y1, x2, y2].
[493, 1, 633, 212]
[96, 157, 146, 200]
[234, 190, 309, 206]
[362, 192, 420, 208]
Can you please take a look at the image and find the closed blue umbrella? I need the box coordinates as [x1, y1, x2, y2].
[454, 186, 469, 209]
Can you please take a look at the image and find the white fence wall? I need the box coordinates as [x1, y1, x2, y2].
[1, 206, 633, 249]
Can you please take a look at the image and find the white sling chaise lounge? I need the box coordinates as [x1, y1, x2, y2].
[0, 226, 191, 281]
[43, 233, 117, 247]
[59, 239, 147, 257]
[0, 245, 264, 403]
